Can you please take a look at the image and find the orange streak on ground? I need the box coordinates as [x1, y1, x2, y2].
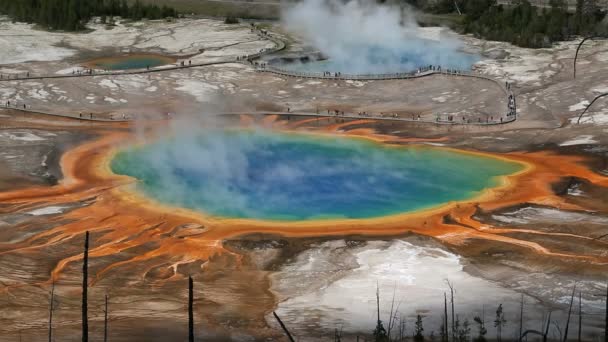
[288, 117, 328, 129]
[1, 121, 608, 287]
[325, 119, 376, 131]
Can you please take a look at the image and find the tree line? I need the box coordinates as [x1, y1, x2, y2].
[0, 0, 178, 31]
[411, 0, 607, 48]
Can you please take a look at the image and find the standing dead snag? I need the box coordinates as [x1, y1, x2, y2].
[48, 281, 55, 342]
[604, 282, 607, 342]
[104, 294, 109, 342]
[519, 294, 524, 341]
[189, 276, 194, 342]
[446, 280, 455, 341]
[578, 292, 582, 342]
[82, 231, 89, 342]
[564, 285, 576, 342]
[373, 283, 388, 341]
[443, 293, 448, 342]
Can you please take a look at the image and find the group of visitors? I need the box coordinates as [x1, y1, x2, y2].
[4, 100, 27, 110]
[179, 60, 192, 67]
[1, 72, 31, 80]
[321, 71, 342, 78]
[72, 68, 94, 76]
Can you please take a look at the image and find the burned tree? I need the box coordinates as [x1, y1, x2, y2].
[104, 294, 109, 342]
[189, 276, 194, 342]
[564, 285, 577, 342]
[82, 231, 89, 342]
[519, 294, 524, 342]
[48, 281, 55, 342]
[443, 293, 449, 342]
[604, 282, 607, 342]
[373, 283, 388, 342]
[446, 280, 456, 341]
[578, 292, 582, 342]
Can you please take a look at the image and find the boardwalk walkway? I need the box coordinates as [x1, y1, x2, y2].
[0, 26, 516, 126]
[0, 107, 516, 126]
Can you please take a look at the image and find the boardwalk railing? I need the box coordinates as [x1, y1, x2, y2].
[1, 106, 516, 126]
[253, 64, 517, 125]
[0, 24, 517, 126]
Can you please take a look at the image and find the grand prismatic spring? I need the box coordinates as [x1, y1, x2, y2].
[1, 0, 608, 340]
[111, 130, 523, 220]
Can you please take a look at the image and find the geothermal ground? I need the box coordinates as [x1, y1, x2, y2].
[0, 13, 608, 342]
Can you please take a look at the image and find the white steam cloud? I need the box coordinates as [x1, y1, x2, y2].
[281, 0, 478, 74]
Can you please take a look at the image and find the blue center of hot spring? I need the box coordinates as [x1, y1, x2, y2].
[111, 130, 522, 220]
[277, 41, 480, 74]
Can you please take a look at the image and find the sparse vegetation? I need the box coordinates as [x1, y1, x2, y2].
[0, 0, 178, 31]
[224, 16, 240, 24]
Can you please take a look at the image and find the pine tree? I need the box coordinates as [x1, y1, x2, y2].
[493, 304, 507, 342]
[414, 315, 425, 342]
[473, 314, 487, 342]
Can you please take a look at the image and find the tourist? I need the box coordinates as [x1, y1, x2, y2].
[189, 60, 192, 66]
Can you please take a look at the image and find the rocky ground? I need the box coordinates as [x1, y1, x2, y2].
[0, 16, 607, 342]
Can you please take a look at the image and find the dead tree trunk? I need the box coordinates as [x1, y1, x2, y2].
[578, 292, 582, 342]
[604, 282, 607, 342]
[519, 294, 524, 340]
[82, 231, 89, 342]
[447, 280, 455, 341]
[545, 312, 552, 342]
[444, 293, 449, 342]
[189, 276, 194, 342]
[48, 281, 55, 342]
[564, 285, 576, 342]
[104, 294, 108, 342]
[273, 311, 295, 342]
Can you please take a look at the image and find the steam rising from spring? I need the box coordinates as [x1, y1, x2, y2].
[281, 0, 479, 74]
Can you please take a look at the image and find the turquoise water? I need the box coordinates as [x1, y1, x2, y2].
[276, 42, 480, 75]
[91, 55, 172, 70]
[111, 130, 522, 221]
